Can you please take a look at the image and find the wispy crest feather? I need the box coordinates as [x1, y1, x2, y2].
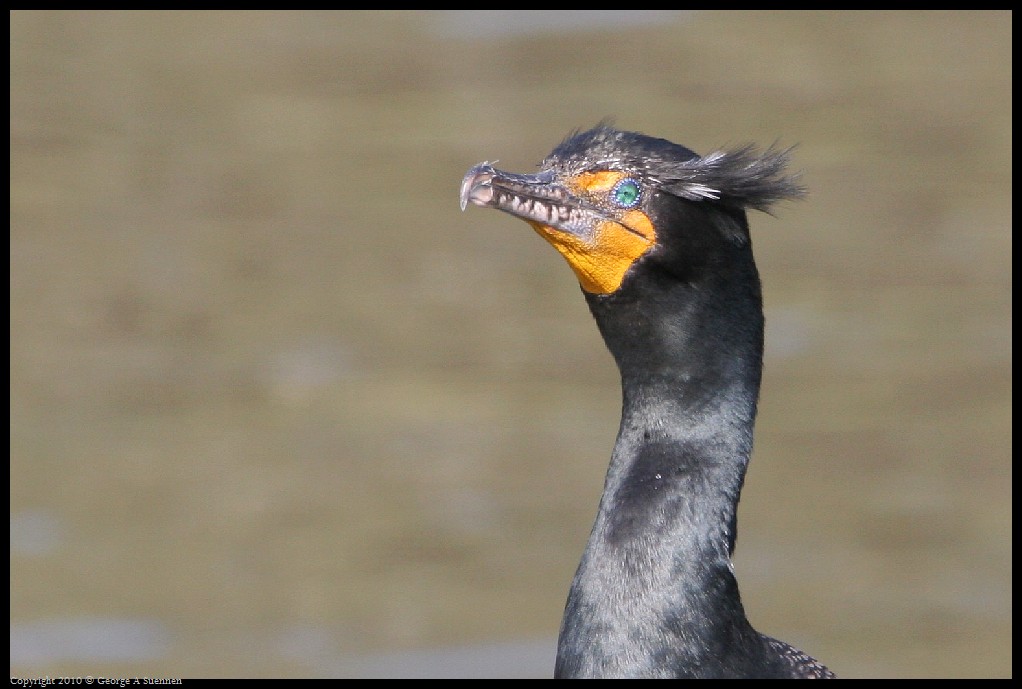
[657, 144, 806, 212]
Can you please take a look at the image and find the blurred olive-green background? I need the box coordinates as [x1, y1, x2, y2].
[10, 10, 1011, 678]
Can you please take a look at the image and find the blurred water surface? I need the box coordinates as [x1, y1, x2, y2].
[9, 10, 1011, 678]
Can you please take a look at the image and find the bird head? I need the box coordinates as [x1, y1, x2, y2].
[460, 125, 804, 296]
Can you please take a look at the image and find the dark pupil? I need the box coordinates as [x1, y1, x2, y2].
[614, 180, 640, 207]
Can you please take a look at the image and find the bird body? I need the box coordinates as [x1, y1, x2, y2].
[461, 125, 834, 679]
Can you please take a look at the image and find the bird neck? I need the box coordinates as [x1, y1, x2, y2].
[589, 260, 765, 535]
[556, 259, 767, 678]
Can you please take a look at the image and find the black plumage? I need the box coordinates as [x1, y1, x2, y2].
[460, 125, 833, 679]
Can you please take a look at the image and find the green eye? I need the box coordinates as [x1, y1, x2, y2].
[612, 178, 641, 208]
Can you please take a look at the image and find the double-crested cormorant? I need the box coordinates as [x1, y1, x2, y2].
[460, 125, 835, 679]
